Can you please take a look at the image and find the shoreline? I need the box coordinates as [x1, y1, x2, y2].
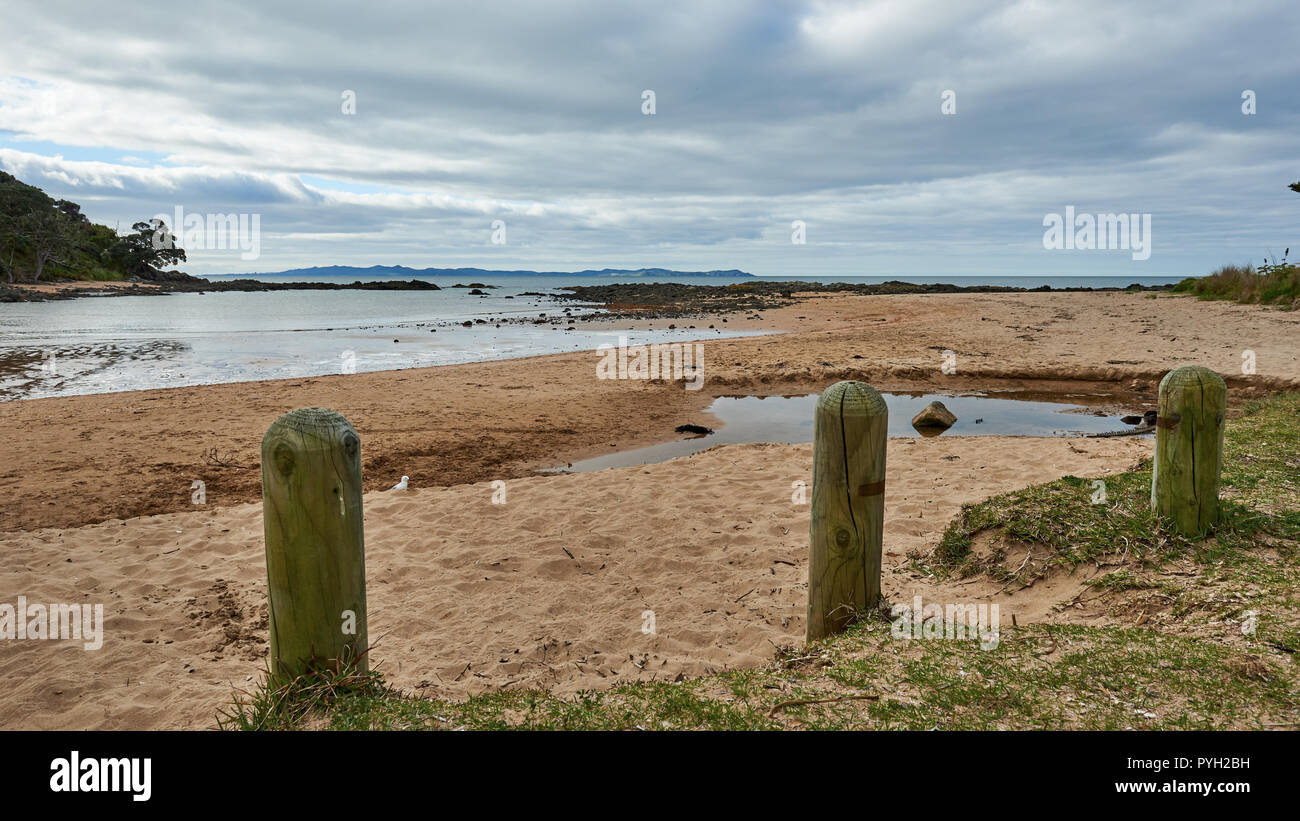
[0, 277, 1186, 404]
[1, 288, 1297, 533]
[2, 274, 1178, 305]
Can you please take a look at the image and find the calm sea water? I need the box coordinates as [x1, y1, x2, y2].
[553, 392, 1143, 472]
[0, 273, 1183, 401]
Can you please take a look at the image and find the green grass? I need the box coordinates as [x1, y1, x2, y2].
[233, 620, 1295, 730]
[1173, 262, 1300, 308]
[222, 395, 1300, 730]
[923, 394, 1300, 586]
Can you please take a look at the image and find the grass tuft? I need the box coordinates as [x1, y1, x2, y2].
[217, 648, 384, 731]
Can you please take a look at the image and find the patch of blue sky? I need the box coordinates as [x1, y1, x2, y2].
[297, 174, 411, 195]
[0, 134, 169, 167]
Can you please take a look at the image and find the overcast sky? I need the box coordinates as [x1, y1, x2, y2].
[1, 0, 1296, 276]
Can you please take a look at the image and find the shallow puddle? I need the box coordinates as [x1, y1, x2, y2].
[552, 392, 1146, 472]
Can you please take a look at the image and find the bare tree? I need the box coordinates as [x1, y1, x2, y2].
[0, 214, 17, 284]
[21, 210, 75, 281]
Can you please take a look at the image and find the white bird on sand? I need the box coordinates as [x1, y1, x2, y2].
[390, 475, 409, 490]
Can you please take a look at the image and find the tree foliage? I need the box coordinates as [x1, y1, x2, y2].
[106, 220, 187, 275]
[0, 170, 185, 283]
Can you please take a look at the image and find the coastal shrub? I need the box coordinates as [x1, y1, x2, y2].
[1174, 257, 1300, 308]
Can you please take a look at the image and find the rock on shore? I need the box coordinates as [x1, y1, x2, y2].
[912, 400, 958, 430]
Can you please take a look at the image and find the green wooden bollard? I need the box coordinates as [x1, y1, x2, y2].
[1150, 366, 1227, 538]
[261, 408, 368, 680]
[807, 381, 888, 643]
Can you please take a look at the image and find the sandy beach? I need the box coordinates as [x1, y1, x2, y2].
[0, 435, 1150, 730]
[1, 289, 1297, 729]
[2, 289, 1297, 534]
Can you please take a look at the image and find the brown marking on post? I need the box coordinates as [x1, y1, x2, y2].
[857, 480, 886, 497]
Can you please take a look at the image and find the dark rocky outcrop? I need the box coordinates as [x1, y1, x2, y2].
[675, 424, 714, 436]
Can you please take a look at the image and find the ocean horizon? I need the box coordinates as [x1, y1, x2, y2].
[204, 270, 1189, 290]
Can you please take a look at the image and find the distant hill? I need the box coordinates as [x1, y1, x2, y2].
[214, 265, 754, 279]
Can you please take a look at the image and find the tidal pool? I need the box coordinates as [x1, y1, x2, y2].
[553, 392, 1144, 472]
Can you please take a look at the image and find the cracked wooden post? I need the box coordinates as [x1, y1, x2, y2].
[807, 381, 888, 643]
[1151, 365, 1227, 538]
[261, 407, 368, 680]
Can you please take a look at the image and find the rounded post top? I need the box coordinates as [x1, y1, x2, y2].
[265, 407, 356, 436]
[816, 380, 888, 417]
[262, 408, 361, 464]
[1160, 365, 1227, 393]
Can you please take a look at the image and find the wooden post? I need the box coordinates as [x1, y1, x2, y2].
[807, 381, 888, 642]
[261, 407, 368, 680]
[1150, 365, 1227, 538]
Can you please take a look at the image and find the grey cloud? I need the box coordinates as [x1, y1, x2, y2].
[0, 0, 1296, 274]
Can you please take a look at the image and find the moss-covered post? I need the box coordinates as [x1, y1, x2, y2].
[807, 381, 888, 642]
[261, 407, 368, 680]
[1151, 366, 1227, 538]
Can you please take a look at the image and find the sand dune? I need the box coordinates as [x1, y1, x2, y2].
[0, 435, 1149, 730]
